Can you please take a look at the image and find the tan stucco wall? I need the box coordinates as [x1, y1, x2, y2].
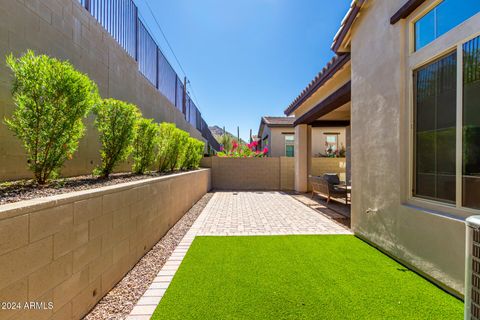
[349, 0, 468, 295]
[311, 127, 346, 157]
[0, 0, 204, 181]
[0, 169, 210, 320]
[261, 126, 346, 158]
[269, 127, 294, 157]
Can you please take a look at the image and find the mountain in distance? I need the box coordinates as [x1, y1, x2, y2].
[208, 125, 246, 144]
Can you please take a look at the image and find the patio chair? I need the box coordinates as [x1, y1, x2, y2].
[309, 174, 349, 204]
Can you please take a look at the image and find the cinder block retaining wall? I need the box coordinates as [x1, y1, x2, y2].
[0, 0, 203, 181]
[201, 157, 345, 191]
[0, 169, 210, 320]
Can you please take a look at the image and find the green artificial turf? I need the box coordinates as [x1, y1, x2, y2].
[152, 235, 463, 320]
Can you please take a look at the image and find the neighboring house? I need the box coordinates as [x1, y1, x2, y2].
[257, 116, 347, 158]
[285, 0, 480, 297]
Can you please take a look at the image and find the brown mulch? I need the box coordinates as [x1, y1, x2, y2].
[0, 171, 193, 205]
[83, 192, 213, 320]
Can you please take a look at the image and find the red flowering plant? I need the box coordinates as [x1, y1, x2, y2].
[217, 139, 267, 158]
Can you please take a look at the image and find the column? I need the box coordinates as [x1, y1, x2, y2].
[295, 124, 309, 192]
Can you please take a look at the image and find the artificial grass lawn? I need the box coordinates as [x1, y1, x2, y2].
[151, 235, 462, 319]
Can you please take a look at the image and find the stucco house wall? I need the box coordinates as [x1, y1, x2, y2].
[349, 0, 471, 295]
[262, 126, 346, 158]
[268, 127, 294, 157]
[311, 127, 346, 157]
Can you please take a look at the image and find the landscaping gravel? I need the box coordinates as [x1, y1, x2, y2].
[0, 171, 195, 205]
[83, 192, 213, 320]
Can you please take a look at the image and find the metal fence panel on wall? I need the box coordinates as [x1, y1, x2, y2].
[175, 77, 184, 111]
[196, 108, 202, 130]
[77, 0, 220, 151]
[88, 0, 137, 59]
[158, 49, 177, 105]
[189, 99, 197, 128]
[137, 19, 158, 86]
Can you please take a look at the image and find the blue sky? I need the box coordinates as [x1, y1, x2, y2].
[135, 0, 350, 141]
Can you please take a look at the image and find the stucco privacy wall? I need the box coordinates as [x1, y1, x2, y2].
[0, 0, 204, 181]
[266, 127, 347, 158]
[0, 169, 210, 320]
[201, 157, 345, 191]
[350, 0, 465, 294]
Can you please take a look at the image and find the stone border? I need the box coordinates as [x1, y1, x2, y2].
[126, 204, 209, 319]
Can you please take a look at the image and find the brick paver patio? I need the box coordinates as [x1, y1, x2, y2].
[197, 191, 351, 235]
[128, 191, 351, 319]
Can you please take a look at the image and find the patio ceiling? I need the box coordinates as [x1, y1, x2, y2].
[294, 81, 351, 126]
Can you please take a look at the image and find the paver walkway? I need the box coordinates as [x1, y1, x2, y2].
[198, 191, 350, 235]
[127, 191, 351, 319]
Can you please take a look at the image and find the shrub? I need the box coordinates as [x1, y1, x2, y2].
[157, 123, 177, 172]
[157, 123, 190, 172]
[217, 140, 267, 158]
[181, 138, 205, 170]
[132, 118, 159, 174]
[4, 50, 99, 184]
[94, 99, 140, 178]
[169, 128, 189, 171]
[219, 134, 232, 152]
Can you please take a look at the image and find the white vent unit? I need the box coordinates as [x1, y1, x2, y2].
[465, 216, 480, 320]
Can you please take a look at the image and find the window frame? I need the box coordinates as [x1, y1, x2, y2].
[405, 2, 480, 217]
[284, 134, 295, 157]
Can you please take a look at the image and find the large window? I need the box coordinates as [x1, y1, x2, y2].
[463, 36, 480, 209]
[414, 0, 480, 51]
[285, 135, 294, 157]
[413, 35, 480, 210]
[414, 52, 457, 203]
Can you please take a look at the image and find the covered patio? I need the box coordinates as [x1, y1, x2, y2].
[284, 54, 352, 212]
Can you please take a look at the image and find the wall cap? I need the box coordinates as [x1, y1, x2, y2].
[0, 169, 210, 221]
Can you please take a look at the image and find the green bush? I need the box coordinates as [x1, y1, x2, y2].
[157, 123, 191, 172]
[169, 128, 189, 171]
[157, 123, 177, 172]
[94, 98, 140, 178]
[181, 138, 205, 170]
[132, 118, 159, 174]
[4, 50, 99, 184]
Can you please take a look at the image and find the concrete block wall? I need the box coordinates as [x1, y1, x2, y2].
[0, 0, 204, 181]
[209, 157, 281, 190]
[0, 169, 211, 320]
[280, 157, 294, 190]
[201, 157, 345, 191]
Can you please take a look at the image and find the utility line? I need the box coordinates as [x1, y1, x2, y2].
[141, 0, 204, 112]
[142, 0, 187, 78]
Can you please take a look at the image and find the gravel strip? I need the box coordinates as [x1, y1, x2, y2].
[83, 192, 213, 320]
[0, 170, 196, 205]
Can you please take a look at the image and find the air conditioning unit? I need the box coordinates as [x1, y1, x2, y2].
[465, 216, 480, 320]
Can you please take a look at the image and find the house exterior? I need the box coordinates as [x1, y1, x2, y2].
[257, 116, 347, 158]
[286, 0, 480, 296]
